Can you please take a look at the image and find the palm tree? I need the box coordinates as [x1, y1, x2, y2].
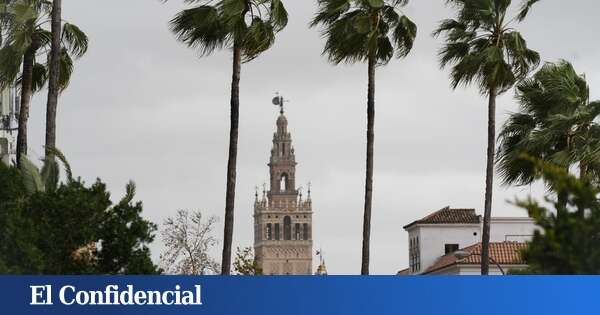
[44, 0, 61, 160]
[0, 0, 87, 168]
[44, 0, 88, 160]
[168, 0, 288, 274]
[498, 60, 600, 205]
[434, 0, 540, 274]
[311, 0, 417, 275]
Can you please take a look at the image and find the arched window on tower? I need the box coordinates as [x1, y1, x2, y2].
[280, 173, 289, 192]
[303, 223, 310, 240]
[295, 223, 301, 240]
[274, 224, 280, 240]
[283, 216, 292, 240]
[266, 223, 272, 240]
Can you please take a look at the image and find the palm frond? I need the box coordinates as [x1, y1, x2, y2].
[16, 61, 48, 91]
[40, 156, 59, 192]
[393, 15, 416, 58]
[19, 154, 44, 194]
[61, 23, 88, 58]
[170, 5, 228, 56]
[517, 0, 540, 21]
[45, 146, 73, 183]
[58, 46, 73, 91]
[0, 44, 22, 88]
[241, 16, 274, 62]
[269, 0, 288, 32]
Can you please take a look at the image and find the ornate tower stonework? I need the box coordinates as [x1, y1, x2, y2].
[254, 104, 313, 275]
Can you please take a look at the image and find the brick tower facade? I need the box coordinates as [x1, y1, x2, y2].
[253, 105, 313, 275]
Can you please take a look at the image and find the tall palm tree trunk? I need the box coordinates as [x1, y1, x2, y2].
[361, 54, 376, 275]
[221, 44, 241, 275]
[45, 0, 62, 160]
[480, 87, 497, 275]
[16, 43, 39, 168]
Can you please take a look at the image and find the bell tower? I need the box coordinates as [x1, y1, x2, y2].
[253, 95, 313, 275]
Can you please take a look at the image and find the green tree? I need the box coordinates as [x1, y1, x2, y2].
[0, 0, 88, 168]
[514, 157, 600, 274]
[0, 162, 43, 274]
[233, 246, 262, 275]
[95, 182, 160, 274]
[434, 0, 540, 274]
[311, 0, 417, 275]
[498, 61, 600, 197]
[168, 0, 288, 274]
[0, 152, 160, 274]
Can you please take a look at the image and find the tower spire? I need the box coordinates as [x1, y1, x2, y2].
[254, 93, 314, 275]
[272, 92, 288, 115]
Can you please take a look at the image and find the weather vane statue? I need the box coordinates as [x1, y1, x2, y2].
[272, 92, 289, 114]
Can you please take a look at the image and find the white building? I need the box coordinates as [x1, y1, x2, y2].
[0, 86, 18, 165]
[400, 206, 537, 275]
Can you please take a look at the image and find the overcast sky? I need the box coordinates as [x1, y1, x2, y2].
[23, 0, 599, 274]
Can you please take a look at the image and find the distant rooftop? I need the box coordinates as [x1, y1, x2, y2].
[403, 206, 481, 229]
[424, 242, 527, 274]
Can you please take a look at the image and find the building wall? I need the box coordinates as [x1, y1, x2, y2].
[408, 224, 480, 274]
[407, 217, 537, 274]
[490, 217, 537, 242]
[0, 86, 16, 165]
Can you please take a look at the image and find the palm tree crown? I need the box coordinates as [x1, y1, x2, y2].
[498, 60, 600, 186]
[434, 0, 540, 95]
[0, 0, 88, 91]
[311, 0, 416, 65]
[170, 0, 288, 62]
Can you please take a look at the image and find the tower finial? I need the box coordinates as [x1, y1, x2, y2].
[254, 185, 259, 202]
[272, 92, 288, 115]
[307, 181, 312, 200]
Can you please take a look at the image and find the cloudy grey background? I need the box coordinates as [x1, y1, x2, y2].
[23, 0, 598, 274]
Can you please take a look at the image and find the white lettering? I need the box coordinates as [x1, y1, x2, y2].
[59, 285, 76, 305]
[30, 285, 52, 305]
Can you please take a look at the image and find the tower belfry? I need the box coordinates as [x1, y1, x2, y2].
[253, 94, 313, 275]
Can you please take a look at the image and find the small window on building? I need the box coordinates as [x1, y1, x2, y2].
[409, 237, 421, 273]
[445, 244, 459, 255]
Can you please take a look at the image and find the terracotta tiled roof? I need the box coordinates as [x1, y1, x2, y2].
[397, 268, 409, 276]
[424, 242, 528, 274]
[403, 206, 481, 229]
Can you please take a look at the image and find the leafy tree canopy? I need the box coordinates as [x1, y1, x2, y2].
[514, 156, 600, 274]
[498, 60, 600, 187]
[233, 246, 262, 275]
[0, 155, 160, 274]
